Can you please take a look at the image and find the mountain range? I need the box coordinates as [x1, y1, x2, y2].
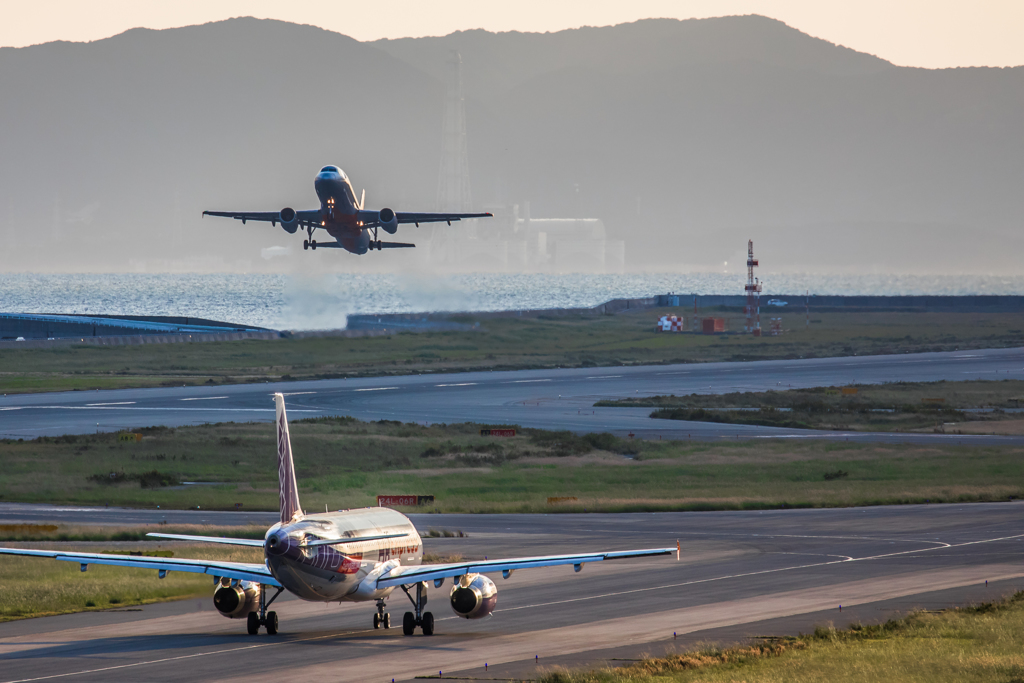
[0, 15, 1020, 274]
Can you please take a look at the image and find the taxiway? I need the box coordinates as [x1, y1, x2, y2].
[1, 347, 1023, 443]
[0, 504, 1022, 682]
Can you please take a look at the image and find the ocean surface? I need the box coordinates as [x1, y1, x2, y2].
[2, 273, 1023, 330]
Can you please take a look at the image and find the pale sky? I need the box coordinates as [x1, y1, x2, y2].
[1, 0, 1022, 68]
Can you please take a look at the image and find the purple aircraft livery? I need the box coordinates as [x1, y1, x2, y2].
[0, 395, 675, 635]
[203, 165, 492, 255]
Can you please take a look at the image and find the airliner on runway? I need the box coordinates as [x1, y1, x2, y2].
[0, 395, 674, 636]
[203, 166, 492, 255]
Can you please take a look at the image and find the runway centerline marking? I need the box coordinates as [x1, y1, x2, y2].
[179, 396, 228, 401]
[492, 533, 1024, 614]
[505, 379, 552, 384]
[436, 383, 478, 387]
[84, 402, 136, 407]
[270, 391, 316, 397]
[1, 406, 317, 413]
[586, 375, 623, 379]
[353, 387, 398, 392]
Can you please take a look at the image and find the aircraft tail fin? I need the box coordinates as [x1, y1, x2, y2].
[274, 393, 302, 524]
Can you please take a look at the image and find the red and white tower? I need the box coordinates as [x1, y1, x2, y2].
[745, 240, 761, 336]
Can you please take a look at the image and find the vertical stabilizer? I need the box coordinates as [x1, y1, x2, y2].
[274, 394, 302, 524]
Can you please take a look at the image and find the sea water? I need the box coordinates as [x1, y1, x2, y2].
[2, 272, 1023, 330]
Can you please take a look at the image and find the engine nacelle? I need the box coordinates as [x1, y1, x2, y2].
[279, 207, 299, 234]
[213, 580, 260, 619]
[378, 207, 398, 234]
[449, 574, 497, 619]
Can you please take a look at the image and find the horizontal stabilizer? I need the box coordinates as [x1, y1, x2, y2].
[379, 242, 416, 249]
[308, 242, 344, 248]
[298, 532, 409, 548]
[146, 533, 264, 547]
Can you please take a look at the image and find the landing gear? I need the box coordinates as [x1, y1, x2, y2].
[400, 582, 434, 636]
[373, 598, 391, 629]
[303, 239, 308, 250]
[311, 240, 317, 250]
[247, 584, 284, 635]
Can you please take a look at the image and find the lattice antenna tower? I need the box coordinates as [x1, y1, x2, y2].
[745, 239, 762, 335]
[436, 50, 473, 212]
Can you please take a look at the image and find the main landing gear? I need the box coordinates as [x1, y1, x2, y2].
[373, 598, 391, 629]
[367, 240, 383, 251]
[303, 239, 317, 251]
[400, 582, 434, 636]
[247, 585, 284, 635]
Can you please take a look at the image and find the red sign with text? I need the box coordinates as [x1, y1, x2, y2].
[480, 428, 516, 437]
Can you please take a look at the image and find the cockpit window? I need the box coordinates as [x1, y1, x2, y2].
[320, 166, 339, 173]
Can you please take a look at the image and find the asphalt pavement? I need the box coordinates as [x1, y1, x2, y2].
[0, 504, 1022, 682]
[2, 347, 1024, 443]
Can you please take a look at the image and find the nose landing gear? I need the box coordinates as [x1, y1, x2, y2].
[373, 598, 391, 629]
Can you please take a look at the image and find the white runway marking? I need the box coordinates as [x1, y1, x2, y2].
[270, 391, 316, 397]
[85, 402, 136, 406]
[492, 532, 1024, 614]
[353, 387, 398, 392]
[436, 383, 478, 387]
[505, 379, 551, 384]
[586, 375, 623, 379]
[1, 406, 317, 413]
[180, 396, 229, 401]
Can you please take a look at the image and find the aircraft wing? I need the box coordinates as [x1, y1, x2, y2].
[395, 211, 492, 226]
[376, 545, 676, 589]
[0, 546, 281, 586]
[202, 210, 322, 226]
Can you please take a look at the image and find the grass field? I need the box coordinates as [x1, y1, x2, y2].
[0, 541, 261, 621]
[1, 309, 1022, 394]
[2, 416, 1022, 513]
[599, 379, 1024, 433]
[540, 591, 1024, 683]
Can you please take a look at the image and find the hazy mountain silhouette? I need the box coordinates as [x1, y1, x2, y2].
[0, 15, 1020, 274]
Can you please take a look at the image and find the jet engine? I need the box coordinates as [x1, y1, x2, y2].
[449, 574, 497, 619]
[213, 579, 260, 619]
[279, 207, 299, 234]
[378, 207, 398, 234]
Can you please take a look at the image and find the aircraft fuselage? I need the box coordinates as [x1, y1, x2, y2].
[264, 506, 422, 602]
[312, 166, 374, 254]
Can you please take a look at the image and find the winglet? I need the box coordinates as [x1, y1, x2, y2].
[274, 393, 302, 523]
[677, 540, 680, 561]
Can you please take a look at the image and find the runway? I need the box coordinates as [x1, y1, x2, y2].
[1, 503, 1022, 682]
[2, 347, 1024, 443]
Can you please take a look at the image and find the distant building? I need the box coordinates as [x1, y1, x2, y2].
[427, 202, 624, 273]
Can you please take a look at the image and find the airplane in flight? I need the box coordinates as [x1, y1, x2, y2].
[0, 395, 675, 636]
[203, 166, 492, 255]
